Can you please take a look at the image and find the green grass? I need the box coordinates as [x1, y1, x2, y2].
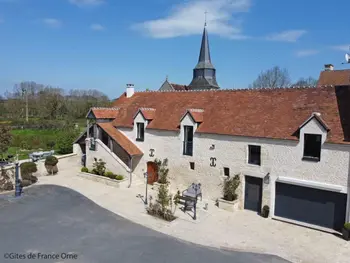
[6, 147, 33, 160]
[11, 129, 60, 136]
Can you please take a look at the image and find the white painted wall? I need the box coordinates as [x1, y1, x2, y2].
[73, 143, 83, 156]
[85, 139, 131, 179]
[117, 117, 350, 207]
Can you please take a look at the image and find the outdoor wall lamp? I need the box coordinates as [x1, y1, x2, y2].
[264, 173, 270, 185]
[210, 144, 215, 150]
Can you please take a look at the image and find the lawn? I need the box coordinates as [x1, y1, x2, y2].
[6, 147, 33, 161]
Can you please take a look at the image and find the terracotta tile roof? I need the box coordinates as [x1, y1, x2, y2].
[139, 108, 156, 120]
[170, 83, 188, 91]
[318, 70, 350, 86]
[180, 109, 204, 123]
[111, 86, 350, 144]
[90, 107, 120, 119]
[97, 122, 143, 156]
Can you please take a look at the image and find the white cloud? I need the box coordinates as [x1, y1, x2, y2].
[69, 0, 104, 7]
[90, 23, 105, 31]
[132, 0, 251, 39]
[296, 49, 319, 57]
[43, 18, 62, 28]
[331, 45, 350, 52]
[265, 30, 307, 42]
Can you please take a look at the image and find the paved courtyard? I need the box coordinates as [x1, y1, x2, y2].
[0, 184, 289, 263]
[2, 156, 350, 263]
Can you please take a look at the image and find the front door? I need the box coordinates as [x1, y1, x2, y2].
[244, 176, 263, 212]
[147, 162, 158, 184]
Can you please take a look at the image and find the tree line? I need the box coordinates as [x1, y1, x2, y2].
[249, 66, 318, 89]
[0, 81, 111, 121]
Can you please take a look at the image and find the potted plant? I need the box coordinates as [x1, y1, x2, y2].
[218, 175, 240, 212]
[342, 223, 350, 241]
[45, 156, 59, 175]
[261, 205, 270, 218]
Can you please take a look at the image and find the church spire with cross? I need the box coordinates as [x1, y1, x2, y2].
[188, 11, 220, 90]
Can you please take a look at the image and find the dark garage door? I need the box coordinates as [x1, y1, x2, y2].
[244, 176, 263, 212]
[275, 182, 347, 231]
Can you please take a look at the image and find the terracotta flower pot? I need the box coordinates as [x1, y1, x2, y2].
[45, 165, 58, 175]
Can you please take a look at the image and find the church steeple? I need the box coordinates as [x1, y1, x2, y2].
[188, 22, 219, 90]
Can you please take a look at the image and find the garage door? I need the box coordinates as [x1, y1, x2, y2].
[275, 182, 347, 231]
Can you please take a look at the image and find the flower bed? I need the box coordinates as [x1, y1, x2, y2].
[78, 167, 127, 188]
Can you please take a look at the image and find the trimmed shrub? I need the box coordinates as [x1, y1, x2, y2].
[115, 175, 124, 180]
[45, 156, 58, 166]
[20, 162, 37, 176]
[104, 171, 115, 179]
[81, 167, 89, 173]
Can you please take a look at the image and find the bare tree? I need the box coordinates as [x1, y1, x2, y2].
[250, 66, 291, 88]
[293, 77, 318, 86]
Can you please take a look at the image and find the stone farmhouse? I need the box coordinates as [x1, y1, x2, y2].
[74, 25, 350, 232]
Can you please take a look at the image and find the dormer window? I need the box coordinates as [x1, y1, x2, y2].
[136, 123, 144, 142]
[248, 145, 261, 166]
[183, 126, 193, 156]
[303, 134, 321, 161]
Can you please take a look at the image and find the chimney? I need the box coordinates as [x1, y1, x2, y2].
[324, 64, 334, 71]
[126, 84, 134, 98]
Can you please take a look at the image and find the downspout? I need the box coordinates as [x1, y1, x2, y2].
[128, 155, 133, 188]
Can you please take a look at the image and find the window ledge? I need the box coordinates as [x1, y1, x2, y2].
[247, 162, 261, 167]
[302, 156, 320, 162]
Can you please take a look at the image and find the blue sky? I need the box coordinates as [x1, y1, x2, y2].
[0, 0, 350, 98]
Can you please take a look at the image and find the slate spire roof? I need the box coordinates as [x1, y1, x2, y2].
[196, 26, 214, 70]
[188, 25, 220, 90]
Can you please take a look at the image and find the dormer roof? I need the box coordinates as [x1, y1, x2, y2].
[180, 109, 204, 123]
[133, 108, 156, 120]
[299, 112, 330, 132]
[86, 107, 120, 119]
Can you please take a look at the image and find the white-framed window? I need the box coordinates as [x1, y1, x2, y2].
[248, 145, 261, 166]
[136, 122, 145, 141]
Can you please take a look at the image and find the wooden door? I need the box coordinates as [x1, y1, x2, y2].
[147, 162, 158, 184]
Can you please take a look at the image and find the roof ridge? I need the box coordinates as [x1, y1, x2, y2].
[135, 85, 334, 93]
[140, 107, 156, 111]
[188, 108, 204, 112]
[92, 106, 120, 110]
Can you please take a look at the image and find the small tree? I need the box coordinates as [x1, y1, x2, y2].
[0, 126, 12, 158]
[92, 158, 106, 176]
[56, 129, 79, 154]
[223, 175, 240, 201]
[154, 158, 169, 184]
[157, 184, 171, 214]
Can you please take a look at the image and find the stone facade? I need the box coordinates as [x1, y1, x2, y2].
[115, 115, 350, 222]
